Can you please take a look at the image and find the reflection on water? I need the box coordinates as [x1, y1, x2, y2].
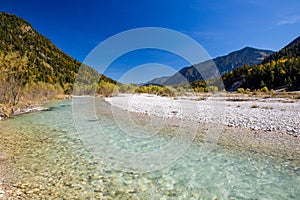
[0, 98, 299, 199]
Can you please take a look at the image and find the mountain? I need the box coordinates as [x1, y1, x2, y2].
[0, 12, 115, 95]
[223, 36, 300, 91]
[148, 47, 273, 85]
[146, 76, 171, 85]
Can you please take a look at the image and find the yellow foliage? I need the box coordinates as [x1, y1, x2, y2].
[48, 76, 54, 83]
[278, 58, 288, 63]
[280, 69, 286, 75]
[97, 81, 118, 97]
[247, 68, 252, 74]
[42, 61, 52, 69]
[271, 60, 276, 67]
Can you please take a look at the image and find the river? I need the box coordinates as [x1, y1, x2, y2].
[0, 98, 299, 199]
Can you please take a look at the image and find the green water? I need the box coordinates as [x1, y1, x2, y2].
[1, 98, 299, 199]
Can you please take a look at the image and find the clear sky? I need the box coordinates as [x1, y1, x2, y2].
[1, 0, 300, 83]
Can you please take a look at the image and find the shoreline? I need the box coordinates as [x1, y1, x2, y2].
[105, 93, 300, 168]
[0, 94, 71, 120]
[105, 94, 300, 160]
[0, 104, 49, 121]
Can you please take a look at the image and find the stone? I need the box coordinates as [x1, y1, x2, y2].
[126, 189, 136, 194]
[95, 193, 104, 199]
[25, 188, 39, 194]
[0, 190, 4, 198]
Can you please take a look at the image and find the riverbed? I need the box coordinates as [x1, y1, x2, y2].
[0, 97, 299, 199]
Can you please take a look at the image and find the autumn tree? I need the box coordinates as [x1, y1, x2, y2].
[0, 51, 29, 105]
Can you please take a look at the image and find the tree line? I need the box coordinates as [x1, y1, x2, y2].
[222, 57, 300, 91]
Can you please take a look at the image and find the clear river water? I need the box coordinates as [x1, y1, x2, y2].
[1, 98, 299, 199]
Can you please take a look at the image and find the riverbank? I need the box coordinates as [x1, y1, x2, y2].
[105, 93, 300, 137]
[0, 94, 71, 120]
[0, 103, 49, 121]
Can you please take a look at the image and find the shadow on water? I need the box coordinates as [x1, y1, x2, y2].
[42, 103, 71, 112]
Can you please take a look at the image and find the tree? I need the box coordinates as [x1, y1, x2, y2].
[97, 81, 117, 97]
[0, 51, 29, 105]
[260, 80, 266, 88]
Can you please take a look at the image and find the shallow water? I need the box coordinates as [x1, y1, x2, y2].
[1, 98, 299, 199]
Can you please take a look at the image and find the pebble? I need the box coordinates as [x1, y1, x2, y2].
[126, 189, 136, 194]
[106, 94, 300, 137]
[25, 188, 39, 194]
[0, 190, 4, 198]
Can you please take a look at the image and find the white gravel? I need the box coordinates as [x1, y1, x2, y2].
[105, 94, 300, 136]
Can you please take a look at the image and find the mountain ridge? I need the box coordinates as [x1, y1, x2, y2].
[147, 46, 273, 85]
[223, 36, 300, 91]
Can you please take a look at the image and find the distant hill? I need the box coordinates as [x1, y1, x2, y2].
[223, 36, 300, 91]
[0, 12, 115, 94]
[148, 47, 273, 85]
[147, 76, 171, 85]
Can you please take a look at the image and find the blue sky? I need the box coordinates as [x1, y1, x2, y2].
[1, 0, 300, 83]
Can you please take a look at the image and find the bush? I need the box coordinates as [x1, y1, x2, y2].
[194, 87, 205, 93]
[119, 84, 129, 93]
[135, 85, 150, 94]
[134, 85, 175, 97]
[207, 86, 218, 93]
[158, 86, 176, 97]
[176, 86, 185, 93]
[22, 82, 64, 101]
[97, 81, 118, 97]
[237, 88, 245, 93]
[261, 86, 269, 93]
[149, 85, 162, 94]
[269, 89, 276, 97]
[118, 84, 138, 94]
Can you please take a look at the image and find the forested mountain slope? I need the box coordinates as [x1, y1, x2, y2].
[223, 36, 300, 91]
[0, 12, 115, 106]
